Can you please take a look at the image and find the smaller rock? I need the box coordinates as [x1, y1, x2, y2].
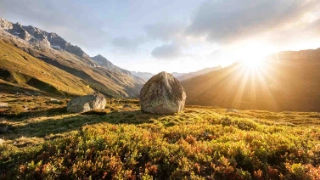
[0, 102, 8, 108]
[123, 104, 132, 108]
[286, 122, 296, 127]
[226, 109, 239, 113]
[24, 91, 32, 96]
[50, 98, 60, 103]
[22, 105, 28, 110]
[283, 111, 291, 114]
[33, 92, 41, 96]
[0, 138, 4, 145]
[67, 94, 106, 113]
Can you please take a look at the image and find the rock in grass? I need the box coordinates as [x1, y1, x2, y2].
[123, 104, 132, 108]
[50, 98, 60, 103]
[140, 71, 186, 114]
[67, 94, 106, 113]
[0, 123, 8, 133]
[0, 102, 8, 108]
[226, 109, 239, 113]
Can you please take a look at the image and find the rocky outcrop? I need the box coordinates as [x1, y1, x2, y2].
[140, 71, 186, 114]
[0, 18, 13, 29]
[67, 94, 106, 113]
[23, 25, 51, 46]
[0, 18, 90, 59]
[8, 22, 32, 41]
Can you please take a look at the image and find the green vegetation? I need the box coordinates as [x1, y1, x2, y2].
[0, 94, 320, 179]
[0, 37, 141, 98]
[0, 39, 95, 96]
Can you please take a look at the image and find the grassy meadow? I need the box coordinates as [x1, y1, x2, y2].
[0, 93, 320, 179]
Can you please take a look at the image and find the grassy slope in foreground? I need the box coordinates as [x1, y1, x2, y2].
[0, 95, 320, 179]
[0, 39, 94, 96]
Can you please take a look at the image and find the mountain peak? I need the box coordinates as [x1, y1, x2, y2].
[0, 18, 90, 59]
[91, 54, 111, 65]
[91, 54, 133, 75]
[92, 54, 109, 62]
[0, 18, 13, 29]
[93, 54, 106, 59]
[0, 18, 9, 23]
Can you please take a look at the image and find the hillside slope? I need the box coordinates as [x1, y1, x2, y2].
[0, 39, 94, 96]
[0, 18, 142, 97]
[181, 49, 320, 111]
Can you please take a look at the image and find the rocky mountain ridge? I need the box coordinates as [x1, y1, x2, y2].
[0, 18, 91, 60]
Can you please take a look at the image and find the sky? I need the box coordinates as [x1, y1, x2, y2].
[1, 0, 320, 73]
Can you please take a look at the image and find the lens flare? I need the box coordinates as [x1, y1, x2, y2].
[242, 58, 265, 70]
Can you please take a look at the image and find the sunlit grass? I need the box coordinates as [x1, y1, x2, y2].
[0, 94, 320, 179]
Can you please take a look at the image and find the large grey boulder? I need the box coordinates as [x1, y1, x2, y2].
[67, 94, 106, 113]
[140, 71, 186, 114]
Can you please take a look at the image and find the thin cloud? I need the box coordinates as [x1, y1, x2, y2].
[145, 22, 185, 42]
[112, 36, 146, 51]
[187, 0, 320, 43]
[151, 43, 183, 60]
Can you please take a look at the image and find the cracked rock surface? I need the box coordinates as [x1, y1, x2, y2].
[140, 71, 186, 114]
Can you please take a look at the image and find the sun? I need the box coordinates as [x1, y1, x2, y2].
[236, 42, 273, 72]
[239, 48, 268, 71]
[242, 58, 265, 70]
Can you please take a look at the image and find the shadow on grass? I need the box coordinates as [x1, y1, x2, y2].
[7, 109, 167, 139]
[0, 82, 42, 94]
[3, 107, 69, 121]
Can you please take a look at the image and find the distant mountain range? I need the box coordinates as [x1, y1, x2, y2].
[181, 49, 320, 111]
[0, 18, 143, 97]
[91, 54, 144, 84]
[130, 71, 154, 82]
[172, 66, 222, 81]
[132, 66, 222, 82]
